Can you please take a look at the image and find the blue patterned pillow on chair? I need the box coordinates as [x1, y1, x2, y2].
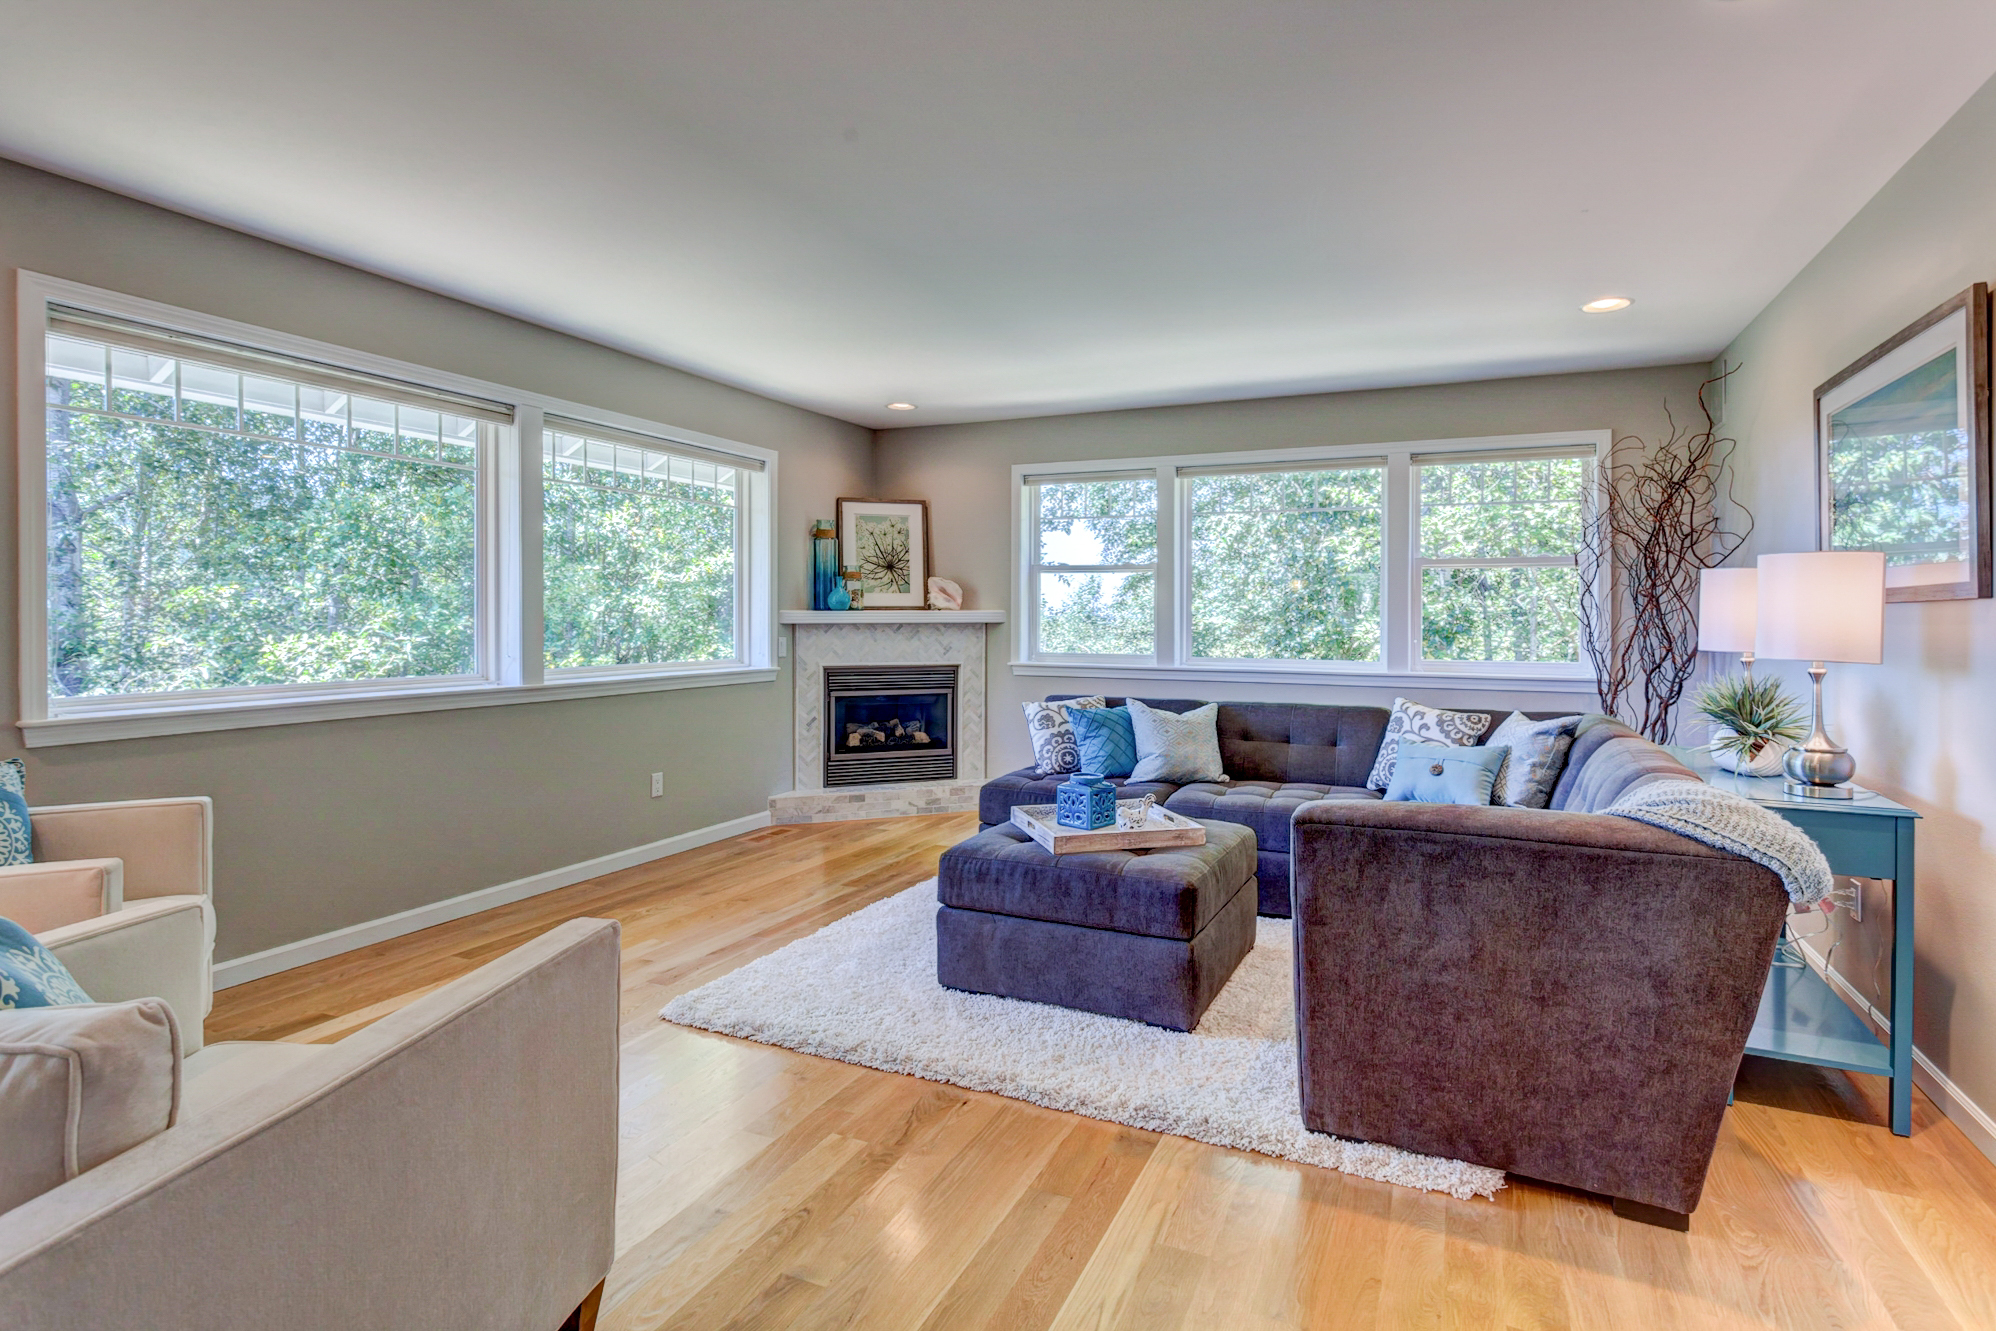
[0, 917, 93, 1008]
[1068, 706, 1138, 778]
[0, 758, 31, 867]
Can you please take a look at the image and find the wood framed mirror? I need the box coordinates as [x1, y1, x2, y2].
[1815, 284, 1993, 601]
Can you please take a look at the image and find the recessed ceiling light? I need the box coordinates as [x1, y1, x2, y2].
[1581, 297, 1632, 313]
[885, 401, 916, 411]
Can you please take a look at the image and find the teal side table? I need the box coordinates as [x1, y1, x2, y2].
[1679, 756, 1920, 1136]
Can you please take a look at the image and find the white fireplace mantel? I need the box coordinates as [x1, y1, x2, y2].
[779, 609, 1004, 625]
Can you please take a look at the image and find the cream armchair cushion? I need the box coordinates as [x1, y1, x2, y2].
[16, 798, 214, 1053]
[0, 999, 181, 1215]
[39, 901, 210, 1054]
[0, 861, 121, 936]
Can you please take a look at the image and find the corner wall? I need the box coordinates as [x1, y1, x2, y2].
[1715, 72, 1996, 1152]
[0, 158, 873, 962]
[875, 363, 1710, 773]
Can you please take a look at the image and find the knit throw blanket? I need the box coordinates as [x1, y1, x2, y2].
[1604, 778, 1832, 906]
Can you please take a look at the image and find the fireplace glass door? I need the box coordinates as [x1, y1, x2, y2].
[823, 665, 958, 786]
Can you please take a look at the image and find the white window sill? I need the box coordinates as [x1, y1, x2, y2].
[20, 666, 780, 747]
[1008, 659, 1597, 695]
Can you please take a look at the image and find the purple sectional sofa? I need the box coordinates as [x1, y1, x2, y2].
[977, 697, 1794, 1225]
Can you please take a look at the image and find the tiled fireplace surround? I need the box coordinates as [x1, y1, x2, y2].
[769, 611, 1003, 824]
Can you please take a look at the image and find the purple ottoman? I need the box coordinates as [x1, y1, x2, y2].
[935, 819, 1257, 1031]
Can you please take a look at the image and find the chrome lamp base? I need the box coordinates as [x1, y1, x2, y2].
[1782, 661, 1857, 800]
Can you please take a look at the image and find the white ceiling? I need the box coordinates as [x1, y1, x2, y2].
[4, 2, 1995, 429]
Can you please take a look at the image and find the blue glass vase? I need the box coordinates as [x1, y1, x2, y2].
[810, 520, 840, 611]
[1056, 773, 1117, 830]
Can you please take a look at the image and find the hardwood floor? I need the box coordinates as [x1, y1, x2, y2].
[209, 813, 1996, 1329]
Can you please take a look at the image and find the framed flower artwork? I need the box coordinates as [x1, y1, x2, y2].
[836, 498, 933, 608]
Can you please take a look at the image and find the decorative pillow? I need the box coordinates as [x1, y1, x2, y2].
[0, 997, 181, 1214]
[1127, 700, 1226, 784]
[1068, 706, 1137, 779]
[0, 759, 29, 867]
[1021, 697, 1107, 776]
[0, 917, 93, 1009]
[1487, 712, 1584, 808]
[1384, 742, 1509, 806]
[1365, 698, 1493, 791]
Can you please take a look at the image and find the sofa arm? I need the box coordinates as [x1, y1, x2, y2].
[0, 859, 122, 934]
[0, 918, 621, 1331]
[39, 897, 211, 1053]
[1290, 798, 1790, 1216]
[1290, 796, 1759, 859]
[29, 798, 211, 903]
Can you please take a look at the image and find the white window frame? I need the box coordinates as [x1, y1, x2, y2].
[1022, 469, 1161, 670]
[539, 421, 755, 680]
[1011, 430, 1606, 691]
[16, 271, 776, 747]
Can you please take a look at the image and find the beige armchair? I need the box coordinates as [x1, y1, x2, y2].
[0, 917, 620, 1330]
[7, 798, 213, 1053]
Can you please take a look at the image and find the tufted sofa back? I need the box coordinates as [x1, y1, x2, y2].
[1051, 695, 1391, 788]
[1212, 704, 1391, 787]
[1045, 697, 1659, 796]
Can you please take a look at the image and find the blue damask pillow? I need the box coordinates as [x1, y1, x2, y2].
[0, 917, 93, 1009]
[0, 758, 31, 866]
[1384, 742, 1509, 806]
[1068, 706, 1137, 778]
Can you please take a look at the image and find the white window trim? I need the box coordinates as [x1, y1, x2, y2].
[16, 270, 777, 747]
[1010, 430, 1607, 690]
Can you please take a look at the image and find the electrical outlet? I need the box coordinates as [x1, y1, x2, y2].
[778, 633, 788, 659]
[1829, 878, 1863, 921]
[650, 772, 664, 798]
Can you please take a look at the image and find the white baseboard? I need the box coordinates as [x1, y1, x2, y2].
[1794, 938, 1996, 1165]
[213, 810, 772, 989]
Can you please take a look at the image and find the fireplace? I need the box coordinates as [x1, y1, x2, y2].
[823, 665, 958, 786]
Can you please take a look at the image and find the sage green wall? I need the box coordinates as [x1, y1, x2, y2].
[1715, 72, 1996, 1142]
[0, 158, 873, 962]
[875, 362, 1711, 774]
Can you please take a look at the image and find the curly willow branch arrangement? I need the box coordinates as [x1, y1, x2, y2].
[1577, 371, 1755, 743]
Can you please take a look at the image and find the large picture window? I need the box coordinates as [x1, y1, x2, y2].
[1015, 433, 1600, 682]
[1186, 462, 1384, 663]
[43, 322, 488, 698]
[17, 274, 775, 744]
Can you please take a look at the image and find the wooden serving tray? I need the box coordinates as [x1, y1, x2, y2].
[1009, 802, 1207, 855]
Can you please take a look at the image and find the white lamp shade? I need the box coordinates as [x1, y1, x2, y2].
[1697, 567, 1758, 653]
[1754, 551, 1886, 664]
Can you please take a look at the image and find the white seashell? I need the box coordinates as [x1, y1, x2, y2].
[925, 576, 963, 610]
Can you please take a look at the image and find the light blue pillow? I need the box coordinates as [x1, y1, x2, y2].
[1384, 742, 1509, 806]
[1068, 706, 1137, 778]
[1128, 700, 1226, 784]
[0, 758, 31, 867]
[0, 917, 93, 1009]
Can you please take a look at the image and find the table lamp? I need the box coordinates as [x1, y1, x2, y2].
[1754, 551, 1885, 799]
[1697, 567, 1759, 682]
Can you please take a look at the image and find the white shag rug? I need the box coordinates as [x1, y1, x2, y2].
[662, 880, 1503, 1200]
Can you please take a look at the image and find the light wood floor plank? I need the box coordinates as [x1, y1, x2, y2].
[206, 812, 1996, 1330]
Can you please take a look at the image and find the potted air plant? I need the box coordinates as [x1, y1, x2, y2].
[1694, 674, 1807, 776]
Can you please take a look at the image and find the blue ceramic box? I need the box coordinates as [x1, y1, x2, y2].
[1056, 773, 1118, 830]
